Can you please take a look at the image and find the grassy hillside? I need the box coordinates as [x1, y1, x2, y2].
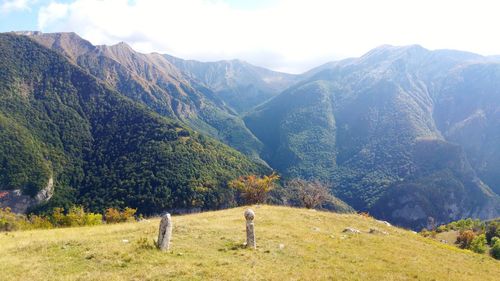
[1, 206, 498, 281]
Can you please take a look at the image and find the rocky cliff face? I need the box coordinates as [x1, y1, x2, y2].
[0, 177, 53, 213]
[163, 54, 298, 113]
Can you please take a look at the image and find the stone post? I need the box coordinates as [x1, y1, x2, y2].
[157, 213, 172, 251]
[245, 209, 256, 249]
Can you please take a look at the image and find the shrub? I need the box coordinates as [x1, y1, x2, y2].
[436, 225, 447, 233]
[470, 234, 487, 254]
[50, 207, 67, 227]
[490, 237, 500, 259]
[66, 206, 86, 226]
[229, 173, 280, 204]
[456, 230, 476, 249]
[284, 179, 333, 209]
[485, 221, 500, 245]
[419, 228, 437, 238]
[122, 207, 137, 222]
[105, 207, 137, 224]
[49, 206, 103, 227]
[447, 221, 458, 231]
[453, 218, 484, 232]
[1, 208, 54, 231]
[0, 207, 28, 231]
[84, 213, 103, 226]
[136, 237, 155, 250]
[1, 206, 138, 232]
[28, 215, 53, 229]
[105, 208, 122, 224]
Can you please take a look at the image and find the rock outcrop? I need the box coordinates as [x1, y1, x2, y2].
[0, 177, 53, 213]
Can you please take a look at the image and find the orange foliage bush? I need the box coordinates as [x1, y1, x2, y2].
[229, 173, 280, 204]
[105, 207, 137, 223]
[456, 230, 476, 249]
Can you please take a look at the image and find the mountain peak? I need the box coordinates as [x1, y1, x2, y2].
[362, 44, 428, 59]
[355, 44, 430, 69]
[23, 31, 96, 61]
[112, 41, 133, 50]
[10, 30, 43, 36]
[372, 44, 425, 51]
[96, 41, 137, 63]
[101, 41, 135, 55]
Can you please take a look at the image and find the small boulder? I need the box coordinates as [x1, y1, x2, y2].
[369, 228, 388, 235]
[375, 220, 392, 227]
[342, 227, 361, 234]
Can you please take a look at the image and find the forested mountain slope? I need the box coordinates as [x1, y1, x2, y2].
[26, 32, 265, 162]
[0, 33, 266, 215]
[245, 45, 500, 229]
[3, 31, 499, 230]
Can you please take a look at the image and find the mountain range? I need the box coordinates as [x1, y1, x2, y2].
[25, 31, 272, 163]
[0, 32, 499, 229]
[0, 33, 267, 215]
[246, 45, 500, 228]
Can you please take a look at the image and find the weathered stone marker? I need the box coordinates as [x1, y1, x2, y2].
[244, 208, 256, 249]
[157, 213, 173, 251]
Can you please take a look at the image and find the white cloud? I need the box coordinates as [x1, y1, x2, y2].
[38, 2, 68, 29]
[36, 0, 500, 73]
[1, 0, 35, 14]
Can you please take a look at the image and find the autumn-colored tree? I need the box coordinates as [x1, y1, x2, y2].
[229, 173, 280, 204]
[105, 208, 121, 224]
[105, 207, 137, 223]
[456, 230, 476, 249]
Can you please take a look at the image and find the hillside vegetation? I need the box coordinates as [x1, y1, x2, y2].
[0, 206, 498, 281]
[245, 45, 500, 229]
[2, 31, 500, 230]
[0, 33, 266, 214]
[27, 32, 266, 161]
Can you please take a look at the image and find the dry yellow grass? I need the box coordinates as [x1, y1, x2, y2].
[434, 230, 460, 245]
[0, 205, 498, 281]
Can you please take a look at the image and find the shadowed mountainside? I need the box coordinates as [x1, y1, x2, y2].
[245, 45, 500, 229]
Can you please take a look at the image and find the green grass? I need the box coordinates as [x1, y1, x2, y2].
[1, 205, 498, 280]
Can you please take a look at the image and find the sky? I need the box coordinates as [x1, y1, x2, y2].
[1, 0, 500, 73]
